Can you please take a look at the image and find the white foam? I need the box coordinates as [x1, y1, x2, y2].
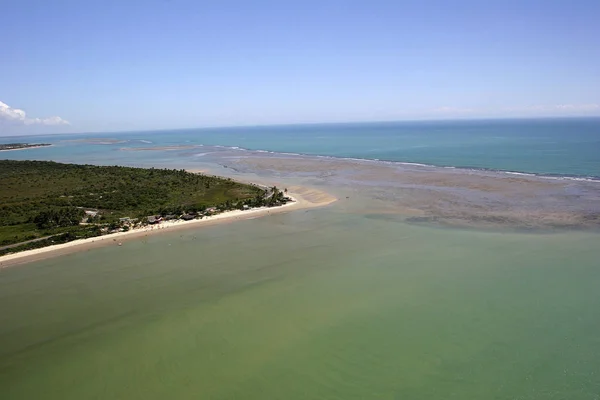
[505, 171, 536, 177]
[184, 143, 600, 183]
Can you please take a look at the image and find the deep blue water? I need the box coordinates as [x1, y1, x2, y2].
[2, 118, 600, 179]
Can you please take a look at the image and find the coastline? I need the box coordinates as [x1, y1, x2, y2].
[0, 185, 336, 269]
[0, 144, 53, 152]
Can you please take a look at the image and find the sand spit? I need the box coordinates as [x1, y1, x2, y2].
[0, 144, 53, 152]
[0, 186, 336, 269]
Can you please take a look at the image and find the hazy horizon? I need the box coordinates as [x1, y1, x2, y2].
[3, 115, 600, 138]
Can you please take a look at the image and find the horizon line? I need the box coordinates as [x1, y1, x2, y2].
[2, 115, 600, 138]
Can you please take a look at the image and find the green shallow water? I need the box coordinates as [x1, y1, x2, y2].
[1, 208, 600, 399]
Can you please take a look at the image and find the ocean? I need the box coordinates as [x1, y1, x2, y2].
[3, 117, 600, 178]
[1, 118, 600, 399]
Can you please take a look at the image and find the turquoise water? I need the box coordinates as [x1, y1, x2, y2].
[2, 119, 600, 399]
[2, 118, 600, 178]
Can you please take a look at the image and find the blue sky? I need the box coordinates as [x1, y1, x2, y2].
[1, 0, 599, 134]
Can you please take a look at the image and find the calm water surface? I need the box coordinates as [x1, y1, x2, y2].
[1, 207, 600, 399]
[2, 118, 600, 178]
[1, 119, 600, 398]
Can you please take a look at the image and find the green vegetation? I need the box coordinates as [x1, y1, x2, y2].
[33, 207, 85, 229]
[0, 160, 290, 255]
[0, 143, 51, 151]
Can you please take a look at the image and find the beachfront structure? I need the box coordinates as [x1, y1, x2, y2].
[147, 216, 163, 224]
[205, 207, 218, 215]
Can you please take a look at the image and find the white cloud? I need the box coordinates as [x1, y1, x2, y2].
[553, 104, 600, 112]
[505, 104, 600, 114]
[0, 100, 70, 126]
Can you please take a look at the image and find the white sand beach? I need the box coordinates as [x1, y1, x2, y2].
[0, 186, 336, 269]
[0, 144, 53, 151]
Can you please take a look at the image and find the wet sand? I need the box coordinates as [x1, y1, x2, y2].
[224, 153, 600, 231]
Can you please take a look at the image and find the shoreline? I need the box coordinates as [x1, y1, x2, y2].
[0, 186, 337, 269]
[0, 144, 53, 152]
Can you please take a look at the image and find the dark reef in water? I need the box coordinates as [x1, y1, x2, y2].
[226, 151, 600, 232]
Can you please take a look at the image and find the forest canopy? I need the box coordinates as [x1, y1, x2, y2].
[0, 160, 267, 252]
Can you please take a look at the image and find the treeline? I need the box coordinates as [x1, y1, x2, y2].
[152, 187, 291, 216]
[0, 143, 51, 151]
[33, 207, 84, 229]
[0, 160, 265, 248]
[0, 160, 263, 223]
